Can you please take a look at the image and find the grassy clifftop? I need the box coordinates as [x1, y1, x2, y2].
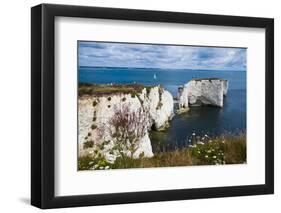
[192, 77, 227, 82]
[79, 83, 155, 97]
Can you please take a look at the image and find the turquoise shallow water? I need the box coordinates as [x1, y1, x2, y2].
[79, 67, 246, 151]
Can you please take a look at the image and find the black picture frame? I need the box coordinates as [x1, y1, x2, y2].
[31, 3, 274, 209]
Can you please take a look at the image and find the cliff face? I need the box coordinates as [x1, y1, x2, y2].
[178, 78, 228, 108]
[222, 80, 229, 96]
[178, 86, 189, 109]
[146, 87, 174, 130]
[78, 85, 174, 161]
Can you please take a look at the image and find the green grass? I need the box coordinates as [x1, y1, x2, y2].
[192, 77, 225, 81]
[78, 133, 246, 170]
[79, 83, 155, 97]
[78, 155, 94, 170]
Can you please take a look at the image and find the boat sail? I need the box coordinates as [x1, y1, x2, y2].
[153, 73, 157, 80]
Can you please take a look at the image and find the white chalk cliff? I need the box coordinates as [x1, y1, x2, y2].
[79, 79, 228, 163]
[79, 85, 174, 161]
[178, 78, 228, 108]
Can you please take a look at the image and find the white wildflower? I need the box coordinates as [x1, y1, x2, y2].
[213, 156, 217, 159]
[105, 166, 110, 170]
[205, 155, 209, 158]
[192, 133, 196, 136]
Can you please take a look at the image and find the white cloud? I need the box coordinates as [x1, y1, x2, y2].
[78, 41, 246, 71]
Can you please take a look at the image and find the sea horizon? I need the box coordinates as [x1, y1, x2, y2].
[78, 65, 246, 73]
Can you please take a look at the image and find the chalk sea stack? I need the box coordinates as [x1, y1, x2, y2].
[178, 78, 228, 108]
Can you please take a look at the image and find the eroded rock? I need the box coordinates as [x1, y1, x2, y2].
[178, 78, 228, 108]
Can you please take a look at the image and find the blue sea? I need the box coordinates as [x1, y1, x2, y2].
[79, 67, 246, 151]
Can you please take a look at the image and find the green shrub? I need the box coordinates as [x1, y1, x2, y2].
[122, 97, 126, 102]
[78, 87, 93, 96]
[131, 93, 136, 98]
[189, 141, 225, 165]
[91, 124, 97, 130]
[83, 140, 94, 149]
[146, 86, 152, 96]
[78, 155, 94, 170]
[93, 100, 98, 107]
[107, 97, 111, 101]
[78, 155, 112, 170]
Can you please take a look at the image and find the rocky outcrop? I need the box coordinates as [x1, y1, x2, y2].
[146, 87, 174, 130]
[178, 78, 228, 108]
[222, 80, 228, 96]
[78, 85, 174, 161]
[178, 86, 189, 109]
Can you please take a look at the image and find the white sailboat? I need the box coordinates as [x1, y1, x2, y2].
[153, 73, 157, 80]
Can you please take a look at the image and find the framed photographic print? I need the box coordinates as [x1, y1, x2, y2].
[31, 4, 274, 209]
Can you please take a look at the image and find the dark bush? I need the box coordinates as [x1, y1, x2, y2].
[93, 100, 98, 107]
[91, 124, 97, 130]
[83, 140, 94, 149]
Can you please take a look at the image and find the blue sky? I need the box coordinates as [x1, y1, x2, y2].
[78, 41, 246, 71]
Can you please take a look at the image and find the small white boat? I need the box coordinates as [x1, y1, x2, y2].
[153, 73, 157, 80]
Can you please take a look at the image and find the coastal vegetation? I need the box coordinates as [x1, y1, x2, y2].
[78, 133, 246, 170]
[78, 83, 154, 97]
